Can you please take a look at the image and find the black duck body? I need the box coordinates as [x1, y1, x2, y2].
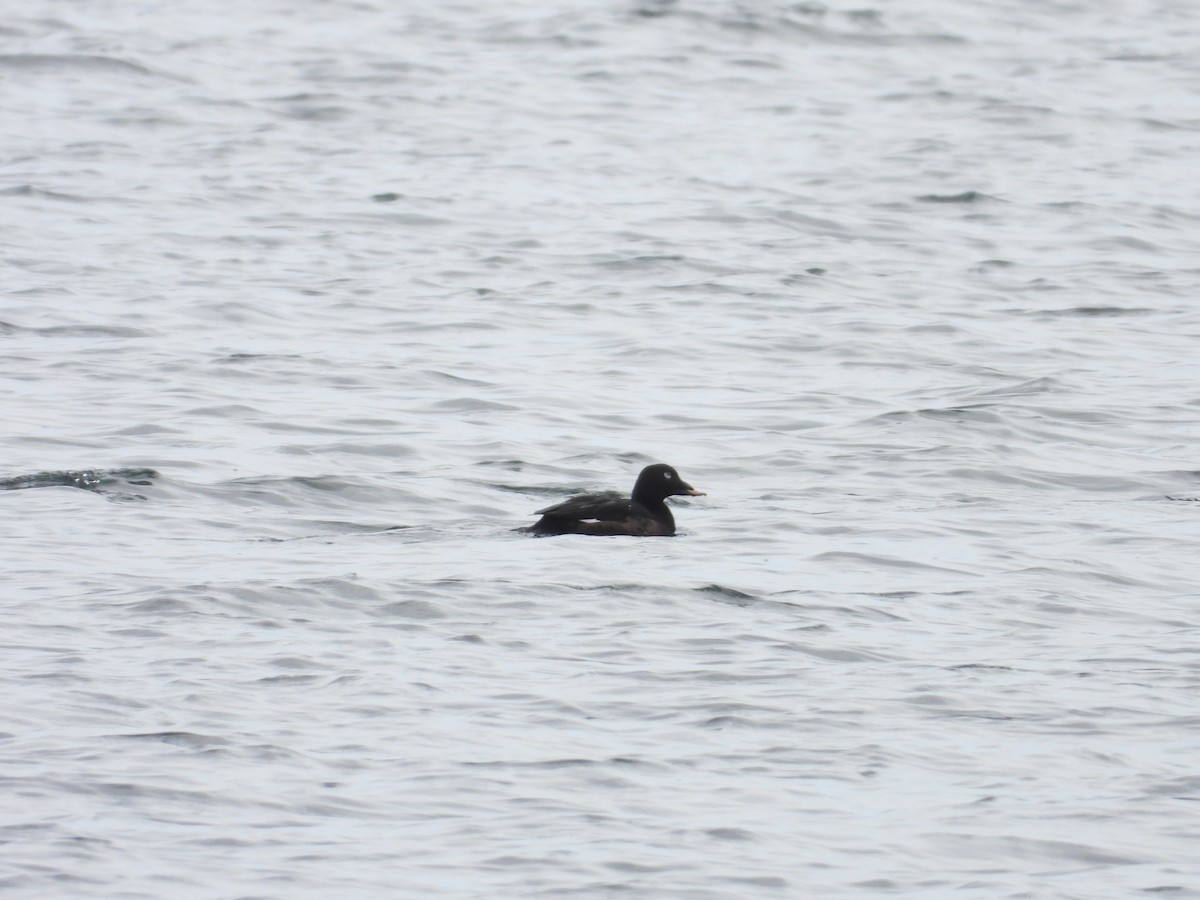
[523, 464, 704, 536]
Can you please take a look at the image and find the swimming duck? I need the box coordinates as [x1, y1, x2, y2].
[523, 463, 704, 536]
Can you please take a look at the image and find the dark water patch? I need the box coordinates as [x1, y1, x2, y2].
[1142, 116, 1200, 133]
[793, 645, 894, 663]
[564, 582, 662, 595]
[317, 442, 417, 458]
[373, 600, 446, 620]
[250, 577, 387, 606]
[44, 321, 153, 341]
[585, 254, 743, 280]
[270, 656, 319, 670]
[125, 597, 195, 615]
[917, 191, 993, 203]
[916, 404, 1004, 424]
[632, 0, 677, 19]
[110, 424, 185, 439]
[1142, 775, 1200, 799]
[117, 732, 230, 749]
[475, 458, 532, 480]
[212, 351, 305, 364]
[431, 398, 519, 413]
[701, 715, 765, 729]
[0, 54, 170, 78]
[705, 827, 755, 841]
[464, 756, 655, 770]
[965, 376, 1064, 398]
[0, 185, 93, 202]
[426, 369, 494, 387]
[110, 627, 166, 639]
[931, 833, 1142, 866]
[371, 212, 454, 227]
[1091, 236, 1162, 253]
[595, 253, 685, 270]
[275, 103, 351, 122]
[1141, 886, 1191, 895]
[23, 671, 90, 684]
[0, 468, 158, 494]
[257, 674, 321, 685]
[947, 663, 1016, 672]
[709, 6, 964, 46]
[1035, 305, 1156, 318]
[971, 259, 1016, 272]
[1106, 52, 1182, 63]
[1, 321, 151, 339]
[771, 209, 847, 232]
[696, 584, 758, 606]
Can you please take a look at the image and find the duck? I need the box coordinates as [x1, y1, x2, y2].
[523, 463, 704, 536]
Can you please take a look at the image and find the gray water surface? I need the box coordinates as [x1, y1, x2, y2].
[3, 1, 1200, 897]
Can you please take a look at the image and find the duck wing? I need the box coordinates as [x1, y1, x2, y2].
[533, 492, 634, 522]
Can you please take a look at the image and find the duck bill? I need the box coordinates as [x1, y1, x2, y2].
[683, 486, 705, 496]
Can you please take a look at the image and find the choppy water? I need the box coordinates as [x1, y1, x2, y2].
[3, 1, 1200, 897]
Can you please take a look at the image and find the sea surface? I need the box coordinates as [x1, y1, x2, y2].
[2, 1, 1199, 897]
